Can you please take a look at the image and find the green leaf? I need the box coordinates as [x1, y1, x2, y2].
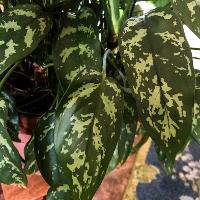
[172, 0, 200, 38]
[119, 7, 194, 162]
[53, 7, 102, 91]
[154, 144, 174, 173]
[24, 135, 38, 175]
[46, 185, 72, 200]
[34, 111, 66, 186]
[107, 147, 119, 173]
[0, 98, 27, 185]
[108, 90, 138, 172]
[0, 4, 52, 74]
[192, 69, 200, 143]
[54, 68, 124, 200]
[152, 0, 170, 7]
[118, 90, 137, 164]
[0, 90, 20, 142]
[34, 0, 80, 9]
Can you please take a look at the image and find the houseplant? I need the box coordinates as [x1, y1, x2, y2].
[0, 0, 200, 199]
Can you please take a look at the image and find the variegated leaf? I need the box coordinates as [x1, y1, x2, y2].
[0, 98, 27, 185]
[192, 69, 200, 143]
[34, 111, 66, 186]
[172, 0, 200, 38]
[33, 0, 80, 9]
[0, 4, 52, 74]
[0, 90, 20, 142]
[54, 68, 124, 199]
[119, 7, 194, 161]
[155, 144, 174, 173]
[24, 135, 38, 175]
[118, 90, 137, 164]
[53, 7, 102, 91]
[46, 185, 72, 200]
[103, 89, 138, 172]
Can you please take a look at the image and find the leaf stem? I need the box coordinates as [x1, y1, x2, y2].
[193, 57, 200, 60]
[132, 134, 149, 154]
[102, 49, 112, 77]
[56, 85, 60, 109]
[50, 94, 57, 110]
[191, 47, 200, 51]
[0, 61, 21, 90]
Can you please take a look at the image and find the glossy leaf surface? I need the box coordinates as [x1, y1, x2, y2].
[119, 7, 194, 161]
[172, 0, 200, 38]
[192, 70, 200, 144]
[0, 98, 27, 185]
[24, 135, 38, 175]
[0, 4, 52, 74]
[117, 91, 137, 164]
[46, 185, 72, 200]
[54, 69, 124, 199]
[53, 7, 101, 90]
[0, 90, 20, 141]
[34, 111, 66, 186]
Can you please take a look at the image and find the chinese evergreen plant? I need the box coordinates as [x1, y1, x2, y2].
[0, 0, 199, 199]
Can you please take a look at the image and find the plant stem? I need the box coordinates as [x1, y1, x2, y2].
[0, 61, 21, 90]
[193, 57, 200, 60]
[109, 0, 120, 34]
[102, 49, 111, 77]
[50, 94, 57, 110]
[56, 85, 60, 109]
[191, 47, 200, 51]
[132, 134, 149, 154]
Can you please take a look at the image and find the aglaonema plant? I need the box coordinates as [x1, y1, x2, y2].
[0, 0, 200, 199]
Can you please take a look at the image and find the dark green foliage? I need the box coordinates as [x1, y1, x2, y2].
[34, 111, 66, 185]
[53, 7, 102, 91]
[0, 4, 52, 74]
[24, 135, 38, 174]
[0, 90, 20, 141]
[54, 68, 124, 199]
[119, 6, 195, 163]
[0, 98, 27, 185]
[0, 0, 199, 199]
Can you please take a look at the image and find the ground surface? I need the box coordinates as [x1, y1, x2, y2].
[136, 141, 200, 200]
[1, 140, 200, 200]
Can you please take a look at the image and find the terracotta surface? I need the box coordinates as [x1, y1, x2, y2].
[93, 154, 136, 200]
[2, 174, 49, 200]
[1, 118, 137, 200]
[1, 131, 49, 200]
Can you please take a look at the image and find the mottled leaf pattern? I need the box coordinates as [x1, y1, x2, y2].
[0, 98, 27, 185]
[54, 68, 124, 199]
[0, 4, 52, 74]
[0, 90, 20, 142]
[34, 111, 66, 186]
[118, 91, 137, 164]
[46, 185, 72, 200]
[36, 0, 80, 9]
[53, 7, 102, 90]
[119, 7, 194, 161]
[192, 70, 200, 143]
[108, 90, 137, 171]
[24, 135, 38, 175]
[172, 0, 200, 38]
[155, 144, 174, 173]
